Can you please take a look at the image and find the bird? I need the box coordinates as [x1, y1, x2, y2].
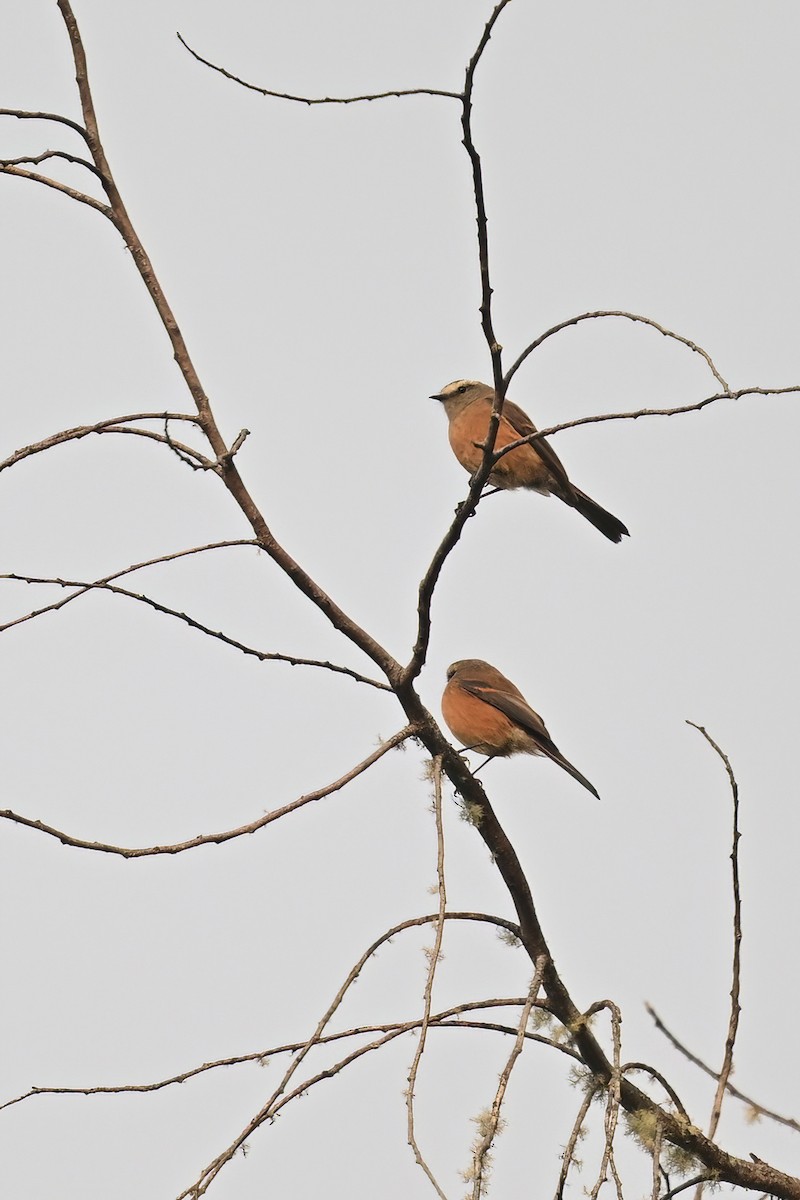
[441, 658, 600, 799]
[430, 379, 629, 543]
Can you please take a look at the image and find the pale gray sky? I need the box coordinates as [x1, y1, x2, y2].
[2, 2, 799, 1197]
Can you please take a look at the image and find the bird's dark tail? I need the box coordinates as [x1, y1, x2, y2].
[570, 488, 629, 544]
[546, 748, 601, 800]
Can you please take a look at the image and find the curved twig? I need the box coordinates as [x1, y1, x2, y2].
[0, 412, 201, 474]
[178, 910, 523, 1199]
[645, 1004, 800, 1135]
[489, 384, 800, 465]
[651, 1117, 664, 1200]
[1, 570, 389, 689]
[621, 1063, 691, 1124]
[0, 726, 415, 857]
[1, 539, 261, 632]
[405, 0, 514, 683]
[2, 538, 384, 687]
[406, 758, 450, 1199]
[0, 147, 102, 178]
[686, 722, 743, 1193]
[658, 1176, 721, 1200]
[0, 162, 111, 215]
[0, 106, 89, 141]
[505, 309, 729, 392]
[585, 1000, 624, 1200]
[176, 32, 460, 103]
[90, 423, 214, 465]
[54, 0, 400, 683]
[468, 962, 544, 1199]
[556, 1079, 601, 1200]
[0, 993, 578, 1114]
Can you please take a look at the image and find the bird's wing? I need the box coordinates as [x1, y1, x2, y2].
[501, 400, 574, 489]
[457, 673, 601, 800]
[456, 673, 555, 749]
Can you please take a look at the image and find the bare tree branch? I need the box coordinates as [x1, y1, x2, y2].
[0, 412, 202, 473]
[1, 540, 261, 634]
[0, 992, 582, 1114]
[659, 1177, 721, 1200]
[467, 962, 545, 1199]
[0, 147, 102, 176]
[585, 1000, 624, 1200]
[404, 0, 515, 683]
[0, 162, 111, 214]
[176, 32, 461, 103]
[461, 0, 512, 390]
[555, 1079, 601, 1200]
[504, 310, 730, 392]
[0, 106, 89, 141]
[490, 384, 800, 466]
[1, 566, 390, 690]
[178, 908, 524, 1199]
[97, 423, 214, 465]
[0, 726, 415, 857]
[685, 723, 744, 1200]
[686, 723, 743, 1150]
[651, 1118, 664, 1200]
[50, 0, 402, 685]
[406, 758, 451, 1199]
[621, 1063, 692, 1123]
[646, 1006, 800, 1136]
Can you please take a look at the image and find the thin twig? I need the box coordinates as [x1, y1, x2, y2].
[645, 1004, 800, 1134]
[406, 758, 450, 1200]
[468, 962, 545, 1199]
[621, 1063, 691, 1123]
[1, 569, 389, 690]
[178, 911, 521, 1199]
[462, 0, 512, 382]
[0, 727, 415, 857]
[658, 1176, 720, 1200]
[686, 723, 743, 1200]
[404, 0, 514, 683]
[585, 1001, 624, 1200]
[504, 310, 729, 392]
[651, 1117, 664, 1200]
[90, 423, 214, 464]
[0, 147, 102, 178]
[555, 1081, 600, 1200]
[0, 412, 201, 474]
[490, 385, 800, 465]
[0, 162, 112, 215]
[0, 106, 89, 141]
[0, 994, 577, 1114]
[176, 32, 460, 103]
[54, 0, 401, 683]
[1, 540, 261, 634]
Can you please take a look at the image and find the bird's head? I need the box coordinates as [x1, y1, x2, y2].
[430, 380, 491, 411]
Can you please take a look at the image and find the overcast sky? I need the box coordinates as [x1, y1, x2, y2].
[2, 2, 800, 1198]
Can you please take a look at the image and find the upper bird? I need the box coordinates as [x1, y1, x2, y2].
[442, 658, 600, 799]
[431, 379, 629, 543]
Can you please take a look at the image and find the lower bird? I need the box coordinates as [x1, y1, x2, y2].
[430, 379, 629, 543]
[441, 658, 599, 799]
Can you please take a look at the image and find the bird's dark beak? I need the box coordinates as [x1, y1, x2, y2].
[430, 393, 444, 402]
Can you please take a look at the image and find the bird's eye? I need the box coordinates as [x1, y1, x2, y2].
[457, 385, 467, 394]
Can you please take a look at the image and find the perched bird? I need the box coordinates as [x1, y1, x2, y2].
[431, 379, 629, 543]
[441, 658, 600, 799]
